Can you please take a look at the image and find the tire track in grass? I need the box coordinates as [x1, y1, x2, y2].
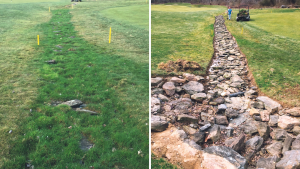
[3, 8, 148, 169]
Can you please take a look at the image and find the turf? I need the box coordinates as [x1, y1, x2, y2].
[1, 1, 149, 168]
[151, 3, 226, 75]
[225, 8, 300, 107]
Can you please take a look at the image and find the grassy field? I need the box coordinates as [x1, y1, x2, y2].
[151, 3, 226, 75]
[1, 0, 149, 168]
[225, 8, 300, 107]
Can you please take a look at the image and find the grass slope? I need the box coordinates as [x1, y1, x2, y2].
[225, 8, 300, 106]
[1, 1, 148, 168]
[151, 3, 226, 75]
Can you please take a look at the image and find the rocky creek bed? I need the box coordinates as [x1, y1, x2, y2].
[151, 15, 300, 169]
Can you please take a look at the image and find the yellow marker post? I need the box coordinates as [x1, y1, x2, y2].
[211, 30, 213, 35]
[49, 7, 50, 12]
[72, 4, 73, 9]
[109, 27, 111, 43]
[37, 35, 39, 45]
[241, 27, 243, 34]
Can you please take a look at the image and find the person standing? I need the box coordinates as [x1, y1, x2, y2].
[227, 7, 233, 20]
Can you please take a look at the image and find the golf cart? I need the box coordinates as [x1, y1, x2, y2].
[71, 0, 81, 2]
[236, 5, 250, 21]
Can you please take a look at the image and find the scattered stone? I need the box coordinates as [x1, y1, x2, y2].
[249, 108, 260, 116]
[260, 110, 271, 122]
[225, 108, 239, 119]
[292, 135, 300, 150]
[175, 130, 188, 140]
[218, 104, 227, 112]
[293, 126, 300, 135]
[191, 93, 206, 102]
[266, 141, 283, 156]
[80, 135, 94, 151]
[191, 131, 205, 144]
[255, 121, 270, 140]
[244, 89, 258, 98]
[201, 112, 212, 122]
[231, 74, 244, 83]
[151, 97, 161, 113]
[257, 96, 281, 114]
[162, 82, 175, 96]
[182, 81, 204, 94]
[227, 134, 245, 152]
[183, 125, 197, 135]
[170, 77, 186, 83]
[271, 129, 288, 141]
[177, 114, 198, 123]
[151, 116, 168, 132]
[226, 127, 234, 137]
[250, 101, 265, 109]
[45, 60, 56, 64]
[285, 107, 300, 117]
[215, 116, 228, 125]
[158, 94, 169, 102]
[214, 97, 225, 104]
[257, 156, 279, 169]
[60, 99, 83, 108]
[200, 123, 211, 131]
[269, 115, 279, 127]
[202, 146, 247, 169]
[243, 119, 258, 135]
[151, 88, 163, 95]
[278, 115, 300, 132]
[151, 77, 163, 86]
[245, 136, 263, 151]
[276, 150, 300, 169]
[229, 112, 248, 128]
[75, 108, 98, 115]
[282, 135, 293, 154]
[208, 125, 221, 142]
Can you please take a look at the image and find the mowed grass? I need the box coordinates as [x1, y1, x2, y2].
[1, 0, 149, 168]
[151, 3, 226, 75]
[225, 8, 300, 107]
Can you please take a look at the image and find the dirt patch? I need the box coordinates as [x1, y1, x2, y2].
[158, 59, 203, 73]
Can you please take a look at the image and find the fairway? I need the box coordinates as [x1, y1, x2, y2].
[0, 0, 149, 168]
[225, 8, 300, 107]
[151, 3, 226, 75]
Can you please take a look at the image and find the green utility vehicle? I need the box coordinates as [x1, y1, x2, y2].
[236, 5, 250, 21]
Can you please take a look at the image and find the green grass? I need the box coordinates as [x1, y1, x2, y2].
[151, 156, 178, 169]
[1, 0, 149, 168]
[225, 8, 300, 106]
[151, 3, 226, 75]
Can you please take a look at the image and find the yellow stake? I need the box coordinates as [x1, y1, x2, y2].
[211, 30, 213, 35]
[72, 4, 73, 9]
[49, 7, 50, 12]
[109, 27, 111, 43]
[271, 11, 272, 13]
[241, 27, 243, 34]
[37, 35, 39, 45]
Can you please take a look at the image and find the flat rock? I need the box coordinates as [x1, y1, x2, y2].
[183, 125, 197, 135]
[151, 116, 168, 132]
[208, 125, 221, 142]
[200, 123, 211, 131]
[191, 131, 205, 144]
[245, 136, 263, 151]
[266, 141, 283, 156]
[231, 74, 244, 83]
[269, 115, 279, 127]
[80, 136, 94, 151]
[177, 114, 198, 123]
[285, 107, 300, 117]
[255, 121, 270, 140]
[257, 156, 279, 169]
[158, 94, 169, 102]
[282, 135, 293, 154]
[191, 93, 206, 102]
[276, 150, 300, 169]
[60, 99, 83, 108]
[151, 77, 163, 86]
[228, 134, 245, 152]
[182, 81, 204, 95]
[151, 97, 161, 113]
[202, 146, 247, 169]
[249, 108, 260, 116]
[260, 110, 271, 122]
[278, 115, 300, 132]
[170, 77, 186, 83]
[271, 129, 288, 141]
[229, 112, 248, 128]
[215, 116, 228, 125]
[257, 96, 281, 114]
[75, 108, 98, 115]
[293, 126, 300, 135]
[243, 119, 258, 135]
[292, 135, 300, 150]
[162, 82, 175, 96]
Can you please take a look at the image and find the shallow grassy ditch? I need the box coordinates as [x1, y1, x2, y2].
[3, 8, 148, 169]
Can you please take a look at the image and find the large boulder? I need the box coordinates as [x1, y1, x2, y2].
[256, 96, 281, 114]
[182, 81, 204, 95]
[202, 146, 247, 169]
[278, 115, 300, 132]
[276, 150, 300, 169]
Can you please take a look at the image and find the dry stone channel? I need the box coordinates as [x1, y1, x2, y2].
[151, 15, 300, 169]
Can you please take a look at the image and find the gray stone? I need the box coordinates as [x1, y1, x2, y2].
[75, 108, 98, 115]
[278, 115, 300, 132]
[282, 135, 293, 154]
[191, 93, 207, 102]
[60, 99, 83, 108]
[184, 139, 202, 150]
[162, 82, 175, 96]
[269, 115, 279, 127]
[227, 134, 245, 152]
[170, 77, 186, 83]
[250, 101, 265, 109]
[151, 77, 163, 86]
[276, 150, 300, 169]
[80, 135, 94, 151]
[255, 121, 270, 140]
[177, 114, 198, 123]
[293, 126, 300, 135]
[151, 116, 168, 132]
[218, 104, 227, 111]
[215, 116, 228, 125]
[214, 97, 225, 104]
[271, 129, 288, 141]
[243, 119, 258, 135]
[285, 107, 300, 117]
[231, 74, 244, 83]
[257, 96, 281, 114]
[245, 136, 263, 151]
[175, 86, 182, 93]
[182, 125, 197, 135]
[201, 112, 212, 122]
[208, 125, 221, 142]
[176, 130, 188, 140]
[244, 89, 258, 98]
[266, 141, 283, 156]
[200, 123, 211, 131]
[151, 88, 164, 95]
[226, 127, 234, 137]
[191, 131, 205, 144]
[292, 135, 300, 150]
[151, 97, 161, 113]
[229, 112, 248, 127]
[182, 81, 204, 95]
[260, 110, 271, 122]
[202, 146, 247, 169]
[257, 156, 279, 169]
[158, 94, 169, 102]
[225, 108, 239, 119]
[45, 60, 56, 64]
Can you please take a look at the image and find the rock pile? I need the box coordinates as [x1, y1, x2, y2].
[151, 15, 300, 168]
